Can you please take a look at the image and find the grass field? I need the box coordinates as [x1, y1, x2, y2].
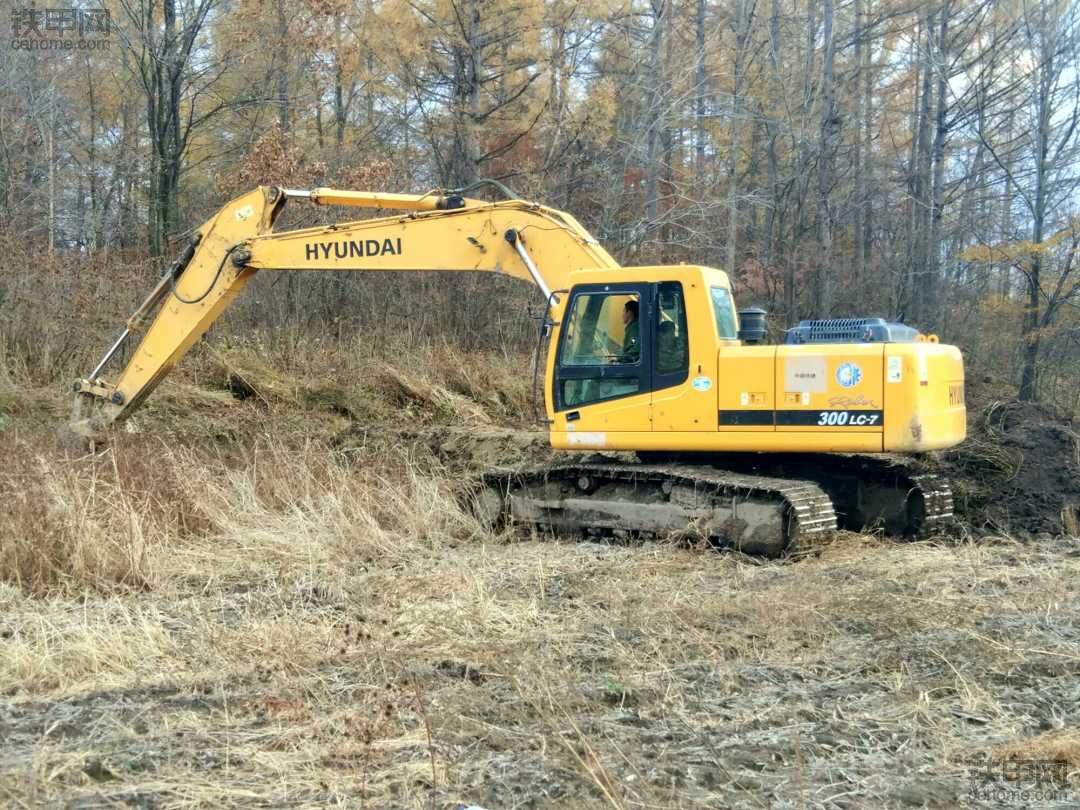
[2, 337, 1079, 808]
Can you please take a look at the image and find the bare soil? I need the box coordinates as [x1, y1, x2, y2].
[940, 400, 1080, 537]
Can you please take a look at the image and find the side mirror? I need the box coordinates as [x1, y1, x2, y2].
[737, 307, 768, 345]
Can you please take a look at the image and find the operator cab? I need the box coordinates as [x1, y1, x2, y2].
[547, 265, 736, 442]
[545, 265, 965, 455]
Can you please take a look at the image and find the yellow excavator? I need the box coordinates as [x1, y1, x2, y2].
[73, 185, 966, 555]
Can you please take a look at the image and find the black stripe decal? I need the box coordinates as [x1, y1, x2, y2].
[719, 410, 884, 427]
[719, 410, 774, 426]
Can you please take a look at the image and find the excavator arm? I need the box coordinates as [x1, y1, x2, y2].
[73, 185, 619, 429]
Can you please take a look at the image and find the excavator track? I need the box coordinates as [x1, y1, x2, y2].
[632, 452, 955, 538]
[476, 462, 838, 557]
[727, 453, 955, 537]
[837, 454, 955, 536]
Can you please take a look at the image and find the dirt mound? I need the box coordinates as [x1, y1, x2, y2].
[941, 400, 1080, 536]
[331, 425, 556, 475]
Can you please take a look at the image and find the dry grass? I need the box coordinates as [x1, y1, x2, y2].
[2, 339, 1080, 808]
[1, 436, 164, 595]
[992, 729, 1080, 768]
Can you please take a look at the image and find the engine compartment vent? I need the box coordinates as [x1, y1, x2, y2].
[784, 318, 919, 344]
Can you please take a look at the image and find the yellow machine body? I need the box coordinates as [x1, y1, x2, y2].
[542, 265, 965, 454]
[75, 186, 966, 459]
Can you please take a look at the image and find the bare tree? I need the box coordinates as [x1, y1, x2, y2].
[1010, 0, 1080, 400]
[813, 0, 836, 317]
[116, 0, 223, 256]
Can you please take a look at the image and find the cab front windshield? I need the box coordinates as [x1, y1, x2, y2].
[561, 293, 641, 365]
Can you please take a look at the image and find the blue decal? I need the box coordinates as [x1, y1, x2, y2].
[836, 362, 862, 389]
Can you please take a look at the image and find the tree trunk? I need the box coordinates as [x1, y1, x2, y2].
[727, 0, 751, 279]
[448, 0, 482, 187]
[925, 4, 950, 329]
[764, 0, 781, 287]
[334, 11, 346, 151]
[814, 0, 836, 317]
[861, 0, 874, 281]
[790, 0, 817, 319]
[695, 0, 706, 182]
[908, 9, 934, 321]
[275, 0, 290, 129]
[163, 0, 182, 255]
[852, 0, 866, 283]
[660, 0, 675, 252]
[999, 105, 1015, 296]
[644, 0, 665, 231]
[1019, 5, 1053, 401]
[143, 0, 185, 257]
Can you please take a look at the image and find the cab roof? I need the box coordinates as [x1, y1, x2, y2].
[566, 264, 733, 290]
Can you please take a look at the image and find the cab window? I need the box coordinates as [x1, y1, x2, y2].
[656, 282, 689, 377]
[710, 286, 738, 339]
[561, 292, 640, 366]
[558, 291, 641, 408]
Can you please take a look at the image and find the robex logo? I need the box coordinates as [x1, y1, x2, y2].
[949, 384, 964, 406]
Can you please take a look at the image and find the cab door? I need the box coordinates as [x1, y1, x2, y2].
[551, 283, 653, 433]
[649, 279, 716, 432]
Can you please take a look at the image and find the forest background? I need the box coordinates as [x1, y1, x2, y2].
[3, 0, 1080, 410]
[4, 5, 1080, 805]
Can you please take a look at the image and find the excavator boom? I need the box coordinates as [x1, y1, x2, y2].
[74, 185, 615, 426]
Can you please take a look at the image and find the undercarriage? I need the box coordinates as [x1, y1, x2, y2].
[477, 454, 954, 557]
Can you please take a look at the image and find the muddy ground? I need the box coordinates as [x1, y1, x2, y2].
[940, 400, 1080, 537]
[2, 355, 1080, 808]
